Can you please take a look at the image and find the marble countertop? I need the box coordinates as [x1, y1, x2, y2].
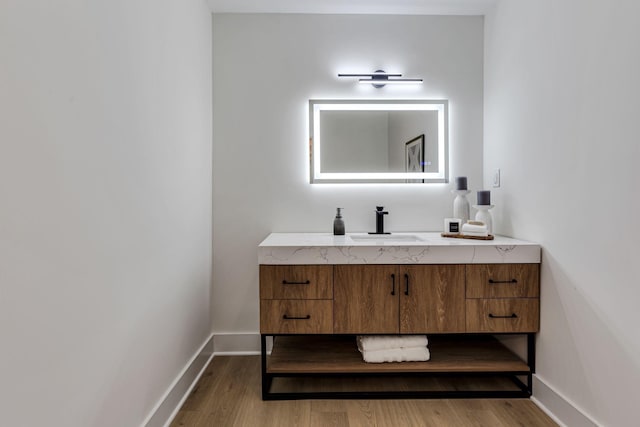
[258, 232, 540, 265]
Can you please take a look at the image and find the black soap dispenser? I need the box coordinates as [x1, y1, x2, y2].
[333, 208, 345, 235]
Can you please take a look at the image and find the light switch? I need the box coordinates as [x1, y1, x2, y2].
[493, 169, 501, 188]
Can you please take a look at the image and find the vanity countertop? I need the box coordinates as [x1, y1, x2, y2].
[258, 232, 540, 265]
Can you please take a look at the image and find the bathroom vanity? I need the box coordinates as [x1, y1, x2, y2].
[258, 232, 540, 400]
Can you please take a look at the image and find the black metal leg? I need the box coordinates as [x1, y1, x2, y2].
[527, 333, 536, 373]
[527, 332, 536, 395]
[261, 335, 273, 400]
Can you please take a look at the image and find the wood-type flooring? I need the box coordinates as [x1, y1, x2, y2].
[171, 356, 558, 427]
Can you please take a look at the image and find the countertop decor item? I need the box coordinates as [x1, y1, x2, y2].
[441, 232, 494, 240]
[473, 204, 494, 235]
[444, 218, 462, 234]
[461, 221, 489, 237]
[452, 190, 471, 224]
[454, 176, 468, 190]
[477, 190, 491, 206]
[333, 208, 345, 235]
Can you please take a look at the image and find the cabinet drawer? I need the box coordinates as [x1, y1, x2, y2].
[466, 264, 539, 298]
[466, 298, 539, 332]
[260, 300, 333, 334]
[260, 265, 333, 300]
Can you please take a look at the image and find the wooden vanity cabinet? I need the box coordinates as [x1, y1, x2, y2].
[261, 263, 539, 335]
[333, 265, 465, 334]
[260, 262, 540, 400]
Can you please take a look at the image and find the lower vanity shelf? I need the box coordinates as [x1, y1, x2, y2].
[261, 334, 535, 400]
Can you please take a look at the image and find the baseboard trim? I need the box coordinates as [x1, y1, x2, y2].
[213, 332, 261, 354]
[141, 333, 214, 427]
[532, 375, 601, 427]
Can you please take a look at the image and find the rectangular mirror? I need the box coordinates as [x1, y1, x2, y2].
[309, 99, 448, 184]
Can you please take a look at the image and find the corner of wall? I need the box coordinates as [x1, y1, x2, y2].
[213, 333, 261, 355]
[532, 375, 601, 427]
[142, 334, 215, 427]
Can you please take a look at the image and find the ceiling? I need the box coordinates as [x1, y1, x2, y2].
[206, 0, 497, 15]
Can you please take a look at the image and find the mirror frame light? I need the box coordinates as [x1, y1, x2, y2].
[309, 99, 449, 184]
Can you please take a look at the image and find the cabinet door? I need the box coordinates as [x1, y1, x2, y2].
[334, 265, 399, 334]
[400, 265, 465, 333]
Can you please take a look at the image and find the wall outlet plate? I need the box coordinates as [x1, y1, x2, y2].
[493, 168, 501, 188]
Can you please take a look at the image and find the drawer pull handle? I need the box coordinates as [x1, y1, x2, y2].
[404, 273, 410, 296]
[282, 280, 311, 285]
[282, 314, 311, 320]
[488, 313, 518, 319]
[390, 274, 396, 295]
[488, 278, 518, 284]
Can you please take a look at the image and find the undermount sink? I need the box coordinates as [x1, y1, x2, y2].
[349, 234, 424, 242]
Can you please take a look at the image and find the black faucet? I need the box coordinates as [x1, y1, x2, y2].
[369, 206, 390, 235]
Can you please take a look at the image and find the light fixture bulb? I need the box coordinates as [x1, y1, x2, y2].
[338, 70, 423, 88]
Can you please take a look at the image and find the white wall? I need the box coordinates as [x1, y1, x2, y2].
[0, 1, 212, 426]
[212, 14, 483, 336]
[485, 1, 640, 425]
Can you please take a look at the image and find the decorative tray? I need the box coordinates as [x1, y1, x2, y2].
[441, 233, 495, 240]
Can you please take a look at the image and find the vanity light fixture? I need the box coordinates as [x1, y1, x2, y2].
[338, 70, 423, 88]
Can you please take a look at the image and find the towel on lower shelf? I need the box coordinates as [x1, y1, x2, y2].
[356, 335, 428, 352]
[361, 346, 431, 363]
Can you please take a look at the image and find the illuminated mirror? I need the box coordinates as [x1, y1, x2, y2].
[309, 100, 448, 183]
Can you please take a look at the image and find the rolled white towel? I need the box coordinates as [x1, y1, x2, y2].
[361, 346, 431, 363]
[461, 222, 488, 234]
[357, 335, 428, 352]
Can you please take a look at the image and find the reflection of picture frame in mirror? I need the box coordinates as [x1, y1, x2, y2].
[405, 134, 425, 183]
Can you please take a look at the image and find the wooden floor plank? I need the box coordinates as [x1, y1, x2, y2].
[171, 355, 558, 427]
[345, 400, 376, 427]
